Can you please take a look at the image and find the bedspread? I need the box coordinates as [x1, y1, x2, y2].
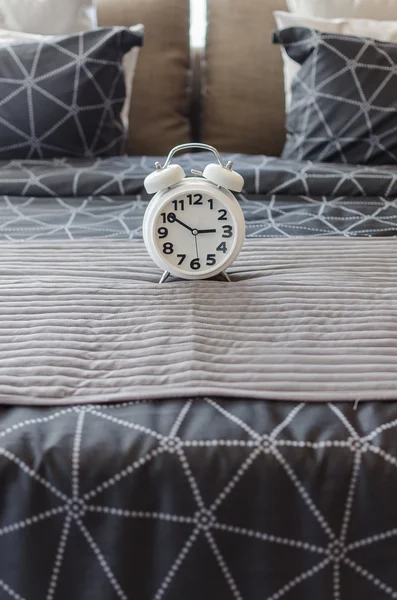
[1, 155, 397, 600]
[0, 153, 397, 240]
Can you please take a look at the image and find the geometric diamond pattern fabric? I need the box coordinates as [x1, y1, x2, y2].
[0, 27, 143, 159]
[2, 399, 397, 599]
[2, 153, 397, 599]
[274, 27, 397, 165]
[0, 154, 397, 239]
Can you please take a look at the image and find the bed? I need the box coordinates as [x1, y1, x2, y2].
[1, 153, 397, 600]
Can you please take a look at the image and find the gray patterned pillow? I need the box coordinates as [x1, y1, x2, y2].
[0, 27, 143, 159]
[273, 27, 397, 165]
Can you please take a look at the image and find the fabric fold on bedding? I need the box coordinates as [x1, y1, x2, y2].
[2, 154, 397, 198]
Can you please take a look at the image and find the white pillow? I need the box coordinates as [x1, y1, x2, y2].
[274, 11, 397, 109]
[0, 24, 144, 131]
[286, 0, 397, 20]
[120, 26, 144, 130]
[0, 0, 97, 34]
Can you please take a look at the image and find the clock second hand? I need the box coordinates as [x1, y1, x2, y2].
[169, 214, 215, 259]
[194, 234, 199, 260]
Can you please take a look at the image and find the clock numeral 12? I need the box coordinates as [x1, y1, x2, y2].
[187, 194, 203, 205]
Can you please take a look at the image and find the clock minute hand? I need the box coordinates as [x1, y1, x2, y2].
[197, 228, 217, 234]
[172, 216, 195, 234]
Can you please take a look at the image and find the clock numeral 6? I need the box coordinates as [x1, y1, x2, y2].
[206, 254, 216, 266]
[158, 227, 168, 238]
[163, 242, 174, 255]
[190, 258, 201, 270]
[222, 225, 233, 238]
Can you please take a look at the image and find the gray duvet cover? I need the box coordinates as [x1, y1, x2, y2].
[1, 154, 397, 600]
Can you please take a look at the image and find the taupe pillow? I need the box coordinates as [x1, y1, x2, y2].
[202, 0, 287, 156]
[96, 0, 190, 155]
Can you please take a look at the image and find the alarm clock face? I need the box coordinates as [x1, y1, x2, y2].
[144, 182, 245, 279]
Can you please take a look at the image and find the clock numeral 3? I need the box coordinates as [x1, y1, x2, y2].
[190, 258, 201, 270]
[187, 194, 203, 205]
[163, 242, 174, 255]
[222, 225, 233, 238]
[216, 242, 227, 253]
[218, 209, 227, 221]
[177, 254, 186, 265]
[158, 227, 168, 238]
[206, 254, 216, 266]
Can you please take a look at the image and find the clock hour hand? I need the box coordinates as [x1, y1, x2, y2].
[197, 228, 217, 234]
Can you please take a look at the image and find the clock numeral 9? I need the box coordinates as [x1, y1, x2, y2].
[222, 225, 233, 238]
[206, 254, 216, 266]
[190, 258, 201, 270]
[163, 242, 174, 255]
[158, 227, 168, 238]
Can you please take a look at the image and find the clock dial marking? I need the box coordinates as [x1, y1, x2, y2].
[154, 190, 236, 276]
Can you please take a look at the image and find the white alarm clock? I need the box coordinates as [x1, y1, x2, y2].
[143, 143, 245, 283]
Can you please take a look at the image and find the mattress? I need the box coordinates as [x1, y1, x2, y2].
[1, 154, 397, 600]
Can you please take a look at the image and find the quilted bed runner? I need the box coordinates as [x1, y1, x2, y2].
[2, 237, 397, 404]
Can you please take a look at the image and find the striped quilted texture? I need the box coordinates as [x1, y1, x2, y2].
[2, 237, 397, 405]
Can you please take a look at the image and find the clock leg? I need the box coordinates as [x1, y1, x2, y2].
[159, 271, 171, 284]
[220, 271, 232, 282]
